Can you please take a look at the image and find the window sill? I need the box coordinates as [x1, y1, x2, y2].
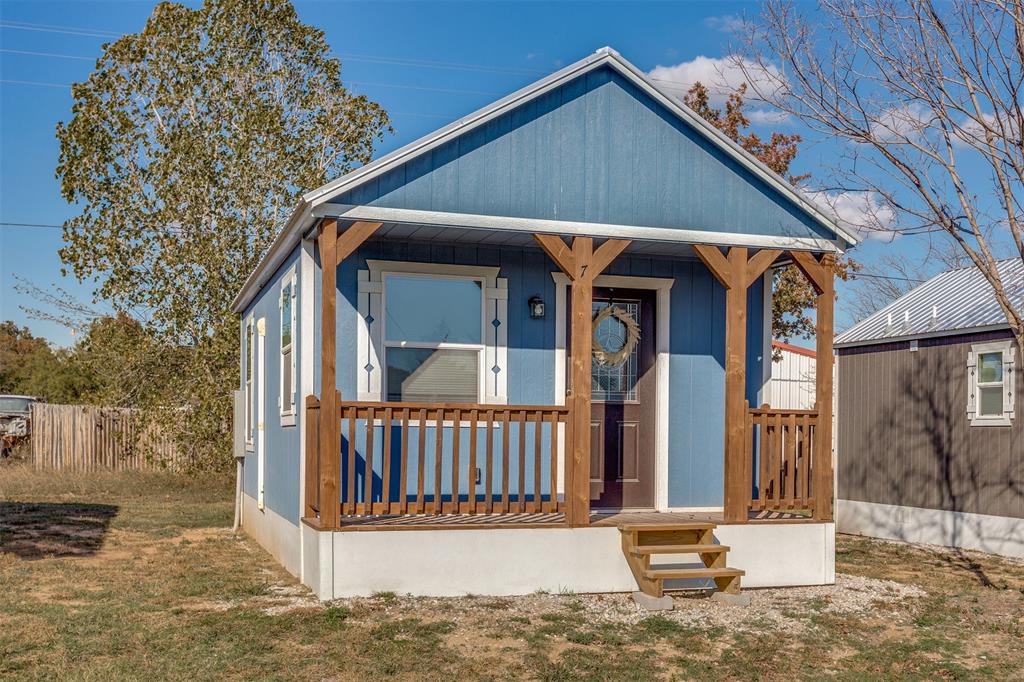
[281, 413, 296, 427]
[969, 416, 1013, 427]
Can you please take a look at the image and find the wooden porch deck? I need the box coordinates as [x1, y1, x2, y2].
[324, 509, 815, 531]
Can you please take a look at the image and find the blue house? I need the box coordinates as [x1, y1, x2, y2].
[231, 48, 856, 601]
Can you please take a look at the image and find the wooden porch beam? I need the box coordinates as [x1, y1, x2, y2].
[790, 250, 830, 294]
[722, 247, 750, 523]
[693, 245, 733, 288]
[589, 238, 631, 279]
[812, 253, 835, 521]
[335, 221, 383, 266]
[317, 219, 341, 530]
[745, 249, 782, 288]
[533, 234, 578, 279]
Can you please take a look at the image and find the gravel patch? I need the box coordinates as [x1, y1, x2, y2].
[322, 573, 925, 633]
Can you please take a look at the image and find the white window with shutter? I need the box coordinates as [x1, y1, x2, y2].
[967, 340, 1016, 427]
[357, 261, 507, 404]
[279, 267, 298, 425]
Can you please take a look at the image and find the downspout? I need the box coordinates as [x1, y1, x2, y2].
[233, 456, 243, 533]
[231, 389, 245, 533]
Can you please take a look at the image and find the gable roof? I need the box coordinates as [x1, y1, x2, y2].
[233, 47, 858, 313]
[835, 258, 1023, 348]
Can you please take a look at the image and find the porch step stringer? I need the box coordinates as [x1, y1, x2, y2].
[618, 522, 744, 598]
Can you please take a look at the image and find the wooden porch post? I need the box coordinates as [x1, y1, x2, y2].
[791, 251, 835, 521]
[534, 234, 630, 526]
[694, 245, 780, 524]
[315, 219, 383, 529]
[317, 219, 340, 530]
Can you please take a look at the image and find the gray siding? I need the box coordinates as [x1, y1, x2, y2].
[837, 331, 1023, 519]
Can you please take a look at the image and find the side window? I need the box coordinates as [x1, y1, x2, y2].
[280, 272, 297, 421]
[245, 316, 254, 445]
[968, 340, 1016, 426]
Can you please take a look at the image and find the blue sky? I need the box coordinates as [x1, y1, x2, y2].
[1, 0, 942, 346]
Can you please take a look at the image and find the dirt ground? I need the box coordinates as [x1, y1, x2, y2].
[1, 465, 1022, 680]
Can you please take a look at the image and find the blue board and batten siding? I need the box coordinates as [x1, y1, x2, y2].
[316, 239, 765, 508]
[335, 66, 832, 242]
[240, 246, 303, 525]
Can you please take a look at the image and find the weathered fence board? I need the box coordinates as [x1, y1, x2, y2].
[30, 403, 188, 471]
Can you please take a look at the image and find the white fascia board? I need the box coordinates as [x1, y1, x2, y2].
[315, 203, 843, 253]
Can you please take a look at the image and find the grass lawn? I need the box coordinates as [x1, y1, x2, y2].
[1, 465, 1022, 680]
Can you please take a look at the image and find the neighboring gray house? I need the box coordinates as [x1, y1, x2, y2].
[835, 258, 1023, 557]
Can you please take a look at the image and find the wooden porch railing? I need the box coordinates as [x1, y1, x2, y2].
[746, 403, 819, 514]
[305, 396, 572, 522]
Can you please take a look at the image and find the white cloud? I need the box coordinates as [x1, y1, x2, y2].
[703, 15, 750, 34]
[648, 54, 788, 123]
[805, 190, 897, 240]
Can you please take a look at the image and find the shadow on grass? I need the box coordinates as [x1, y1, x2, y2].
[0, 501, 118, 559]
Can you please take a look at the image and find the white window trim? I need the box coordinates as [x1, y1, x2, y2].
[279, 266, 298, 426]
[967, 339, 1016, 427]
[359, 260, 507, 404]
[244, 313, 255, 449]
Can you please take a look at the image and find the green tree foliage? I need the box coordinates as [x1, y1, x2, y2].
[683, 82, 855, 346]
[56, 0, 390, 471]
[0, 322, 94, 403]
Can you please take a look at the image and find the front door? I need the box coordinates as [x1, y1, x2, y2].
[588, 288, 656, 509]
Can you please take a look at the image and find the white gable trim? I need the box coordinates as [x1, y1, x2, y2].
[302, 48, 854, 246]
[232, 47, 855, 314]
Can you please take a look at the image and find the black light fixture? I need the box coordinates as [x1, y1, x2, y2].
[528, 295, 545, 319]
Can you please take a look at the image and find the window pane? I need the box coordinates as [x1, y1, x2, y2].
[591, 301, 640, 401]
[246, 324, 253, 380]
[384, 276, 482, 344]
[281, 285, 292, 348]
[282, 348, 292, 411]
[386, 348, 479, 402]
[979, 386, 1003, 416]
[978, 352, 1002, 383]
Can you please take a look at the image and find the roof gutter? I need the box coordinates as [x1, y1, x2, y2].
[834, 323, 1013, 349]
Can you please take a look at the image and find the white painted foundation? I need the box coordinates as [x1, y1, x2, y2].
[306, 522, 834, 600]
[838, 499, 1024, 559]
[241, 493, 303, 577]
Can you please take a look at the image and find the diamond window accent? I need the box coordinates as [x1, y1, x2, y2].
[491, 318, 501, 328]
[491, 365, 501, 374]
[364, 363, 374, 373]
[365, 314, 374, 325]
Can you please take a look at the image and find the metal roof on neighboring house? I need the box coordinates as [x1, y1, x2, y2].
[835, 258, 1023, 347]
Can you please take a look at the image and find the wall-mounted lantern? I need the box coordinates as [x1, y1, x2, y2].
[528, 295, 545, 319]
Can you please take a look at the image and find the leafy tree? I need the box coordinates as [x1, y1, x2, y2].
[683, 82, 855, 347]
[56, 0, 390, 471]
[0, 322, 93, 403]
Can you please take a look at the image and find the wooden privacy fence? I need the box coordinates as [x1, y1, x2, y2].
[31, 403, 188, 471]
[305, 397, 571, 521]
[746, 403, 819, 514]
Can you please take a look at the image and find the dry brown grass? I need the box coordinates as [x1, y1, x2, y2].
[1, 464, 1022, 680]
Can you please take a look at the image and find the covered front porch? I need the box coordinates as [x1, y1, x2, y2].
[300, 217, 837, 533]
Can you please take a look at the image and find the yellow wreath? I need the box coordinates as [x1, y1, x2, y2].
[592, 305, 641, 366]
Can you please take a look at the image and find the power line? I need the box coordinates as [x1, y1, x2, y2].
[0, 48, 96, 61]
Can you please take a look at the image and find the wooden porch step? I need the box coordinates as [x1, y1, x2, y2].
[630, 544, 730, 556]
[617, 521, 717, 532]
[642, 567, 745, 581]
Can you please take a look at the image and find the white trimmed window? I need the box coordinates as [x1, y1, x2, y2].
[967, 340, 1016, 427]
[245, 315, 255, 447]
[279, 269, 298, 425]
[358, 261, 507, 404]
